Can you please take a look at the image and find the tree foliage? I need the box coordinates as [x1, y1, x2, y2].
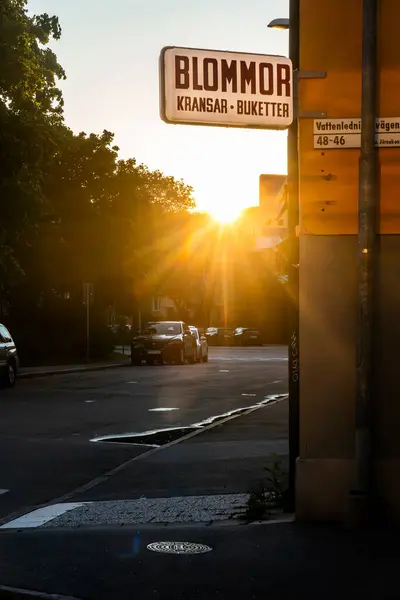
[0, 1, 197, 364]
[0, 0, 65, 115]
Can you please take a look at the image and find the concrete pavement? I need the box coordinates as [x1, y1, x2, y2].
[60, 397, 288, 509]
[19, 355, 130, 379]
[0, 347, 288, 525]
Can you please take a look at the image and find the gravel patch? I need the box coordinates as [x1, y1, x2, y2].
[42, 494, 249, 528]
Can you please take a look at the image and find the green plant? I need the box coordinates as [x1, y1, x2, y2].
[263, 456, 287, 506]
[245, 480, 270, 520]
[244, 457, 288, 521]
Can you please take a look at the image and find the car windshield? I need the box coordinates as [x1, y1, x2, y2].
[144, 323, 181, 335]
[0, 324, 12, 342]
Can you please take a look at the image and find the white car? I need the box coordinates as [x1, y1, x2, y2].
[189, 326, 209, 363]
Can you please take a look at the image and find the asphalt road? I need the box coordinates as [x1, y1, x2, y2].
[0, 346, 287, 523]
[1, 523, 397, 600]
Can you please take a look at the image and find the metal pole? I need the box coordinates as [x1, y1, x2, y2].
[86, 284, 90, 363]
[285, 0, 300, 513]
[350, 0, 378, 524]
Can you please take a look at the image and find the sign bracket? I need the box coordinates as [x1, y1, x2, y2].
[294, 69, 327, 119]
[299, 110, 328, 118]
[297, 70, 327, 79]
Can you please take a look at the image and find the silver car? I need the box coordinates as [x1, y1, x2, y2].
[189, 326, 209, 363]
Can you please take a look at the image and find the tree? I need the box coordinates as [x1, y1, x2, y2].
[0, 0, 66, 283]
[6, 126, 196, 356]
[1, 2, 199, 363]
[0, 0, 65, 116]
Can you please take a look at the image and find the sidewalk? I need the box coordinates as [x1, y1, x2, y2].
[0, 521, 398, 600]
[53, 397, 289, 525]
[19, 355, 130, 379]
[0, 397, 289, 531]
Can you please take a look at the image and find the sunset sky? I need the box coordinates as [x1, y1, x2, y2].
[28, 0, 289, 220]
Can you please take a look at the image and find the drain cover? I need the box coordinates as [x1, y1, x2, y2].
[147, 541, 212, 554]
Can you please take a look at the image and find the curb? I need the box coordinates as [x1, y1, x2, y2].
[0, 584, 82, 599]
[44, 394, 289, 506]
[19, 363, 130, 379]
[0, 395, 288, 528]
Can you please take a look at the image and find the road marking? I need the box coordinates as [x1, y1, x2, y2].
[241, 393, 256, 397]
[148, 407, 179, 412]
[270, 380, 282, 384]
[0, 502, 88, 529]
[127, 381, 138, 384]
[0, 584, 84, 600]
[219, 369, 230, 372]
[85, 400, 96, 403]
[0, 489, 9, 496]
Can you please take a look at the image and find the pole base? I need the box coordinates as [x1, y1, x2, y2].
[346, 490, 370, 528]
[282, 487, 295, 513]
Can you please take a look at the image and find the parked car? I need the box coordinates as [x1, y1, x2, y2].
[205, 327, 234, 346]
[131, 321, 196, 365]
[0, 323, 19, 387]
[233, 327, 263, 346]
[189, 326, 209, 362]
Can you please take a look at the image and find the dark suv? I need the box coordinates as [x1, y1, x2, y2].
[131, 321, 196, 365]
[0, 323, 19, 387]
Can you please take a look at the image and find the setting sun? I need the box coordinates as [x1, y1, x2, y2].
[206, 203, 244, 224]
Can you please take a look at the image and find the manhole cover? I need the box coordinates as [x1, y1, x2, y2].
[147, 541, 212, 554]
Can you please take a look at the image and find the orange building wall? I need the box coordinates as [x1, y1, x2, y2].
[299, 0, 400, 235]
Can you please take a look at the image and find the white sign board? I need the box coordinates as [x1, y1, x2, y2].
[313, 118, 400, 149]
[159, 46, 293, 130]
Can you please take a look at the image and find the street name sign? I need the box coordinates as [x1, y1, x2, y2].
[313, 117, 400, 149]
[159, 46, 293, 130]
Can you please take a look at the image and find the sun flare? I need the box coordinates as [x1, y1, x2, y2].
[206, 203, 243, 224]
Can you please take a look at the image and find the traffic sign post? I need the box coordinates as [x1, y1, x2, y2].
[83, 283, 94, 363]
[351, 0, 378, 526]
[285, 0, 300, 514]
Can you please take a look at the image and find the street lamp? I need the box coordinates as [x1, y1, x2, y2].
[267, 18, 290, 30]
[267, 4, 299, 513]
